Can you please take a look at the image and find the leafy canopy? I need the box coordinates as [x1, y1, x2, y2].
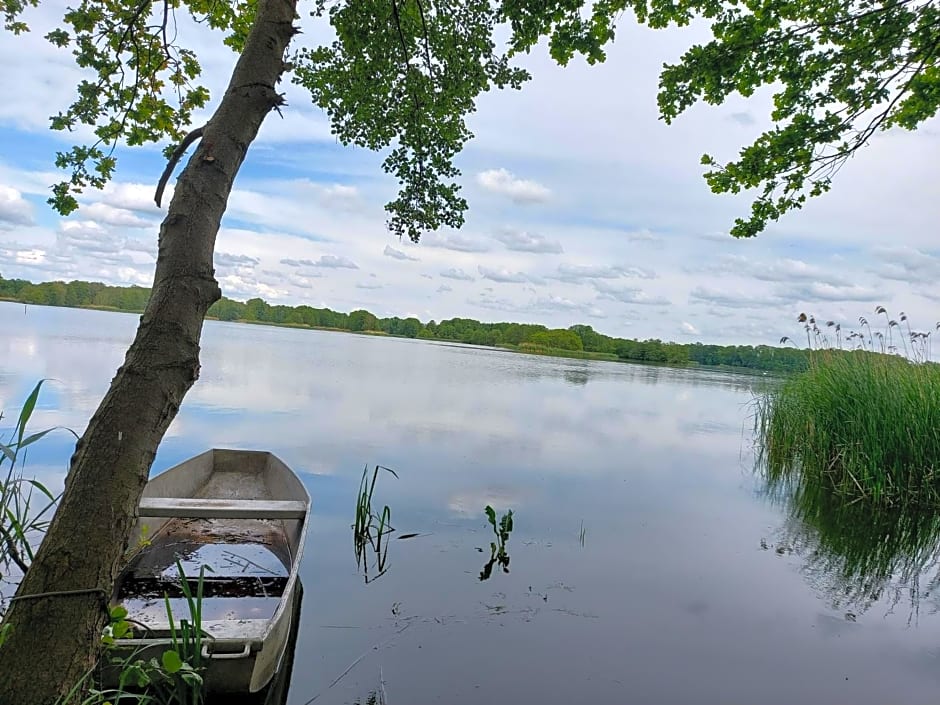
[3, 0, 938, 239]
[516, 0, 940, 237]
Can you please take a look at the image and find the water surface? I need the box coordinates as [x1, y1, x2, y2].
[3, 302, 940, 705]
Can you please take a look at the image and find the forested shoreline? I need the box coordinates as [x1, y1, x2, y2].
[0, 275, 810, 373]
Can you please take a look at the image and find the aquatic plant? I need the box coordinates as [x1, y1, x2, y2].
[780, 307, 936, 363]
[757, 309, 940, 506]
[353, 465, 398, 583]
[479, 506, 513, 581]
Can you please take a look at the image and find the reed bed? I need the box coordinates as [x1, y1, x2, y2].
[757, 347, 940, 507]
[755, 307, 940, 508]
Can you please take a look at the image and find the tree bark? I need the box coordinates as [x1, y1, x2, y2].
[0, 1, 298, 702]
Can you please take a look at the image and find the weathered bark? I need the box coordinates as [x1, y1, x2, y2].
[0, 1, 298, 702]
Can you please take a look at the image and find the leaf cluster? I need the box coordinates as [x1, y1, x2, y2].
[295, 0, 529, 241]
[14, 0, 250, 214]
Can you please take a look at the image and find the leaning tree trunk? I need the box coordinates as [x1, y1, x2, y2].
[0, 1, 298, 701]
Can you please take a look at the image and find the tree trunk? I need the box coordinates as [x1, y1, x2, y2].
[0, 1, 298, 702]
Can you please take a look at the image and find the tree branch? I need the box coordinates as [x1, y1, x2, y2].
[154, 125, 205, 207]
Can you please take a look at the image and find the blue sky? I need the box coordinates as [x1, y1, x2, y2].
[0, 5, 937, 345]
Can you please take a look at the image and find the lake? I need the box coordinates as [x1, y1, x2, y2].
[3, 301, 940, 705]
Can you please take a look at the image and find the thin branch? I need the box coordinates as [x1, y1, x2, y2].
[415, 0, 434, 79]
[154, 125, 205, 207]
[161, 0, 171, 62]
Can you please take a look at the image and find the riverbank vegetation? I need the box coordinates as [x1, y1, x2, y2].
[0, 381, 63, 591]
[0, 275, 810, 374]
[757, 311, 940, 507]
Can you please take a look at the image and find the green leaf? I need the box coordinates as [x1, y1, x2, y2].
[24, 478, 56, 503]
[0, 442, 15, 464]
[162, 649, 183, 674]
[111, 620, 132, 640]
[484, 505, 496, 528]
[180, 670, 203, 687]
[18, 428, 56, 450]
[15, 380, 44, 446]
[109, 605, 128, 621]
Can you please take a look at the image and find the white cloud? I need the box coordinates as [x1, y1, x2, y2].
[531, 295, 604, 317]
[681, 321, 700, 335]
[478, 265, 531, 284]
[872, 246, 940, 284]
[99, 182, 164, 214]
[423, 231, 490, 253]
[692, 254, 851, 286]
[491, 228, 563, 254]
[689, 286, 785, 309]
[625, 229, 663, 244]
[553, 263, 656, 283]
[318, 183, 359, 202]
[287, 273, 319, 289]
[218, 275, 286, 302]
[313, 255, 359, 269]
[57, 220, 125, 256]
[0, 243, 48, 266]
[0, 185, 34, 226]
[437, 284, 453, 293]
[593, 281, 670, 306]
[80, 202, 153, 228]
[216, 252, 260, 268]
[383, 244, 419, 261]
[440, 268, 475, 281]
[115, 267, 153, 286]
[476, 168, 550, 204]
[780, 282, 882, 303]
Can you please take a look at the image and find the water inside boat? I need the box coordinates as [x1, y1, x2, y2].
[116, 523, 291, 627]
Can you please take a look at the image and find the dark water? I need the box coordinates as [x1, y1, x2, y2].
[3, 302, 940, 705]
[118, 541, 288, 624]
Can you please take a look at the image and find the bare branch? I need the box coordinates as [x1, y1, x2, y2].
[154, 125, 205, 207]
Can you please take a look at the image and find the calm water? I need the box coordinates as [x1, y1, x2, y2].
[3, 301, 940, 704]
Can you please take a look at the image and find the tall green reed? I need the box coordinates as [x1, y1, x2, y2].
[1, 380, 74, 584]
[758, 308, 940, 506]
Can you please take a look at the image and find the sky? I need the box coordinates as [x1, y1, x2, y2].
[0, 5, 937, 346]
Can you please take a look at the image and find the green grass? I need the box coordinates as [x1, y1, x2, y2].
[756, 349, 940, 507]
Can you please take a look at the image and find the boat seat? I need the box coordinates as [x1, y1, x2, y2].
[138, 497, 307, 519]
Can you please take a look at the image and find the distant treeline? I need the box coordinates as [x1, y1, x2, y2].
[0, 275, 811, 373]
